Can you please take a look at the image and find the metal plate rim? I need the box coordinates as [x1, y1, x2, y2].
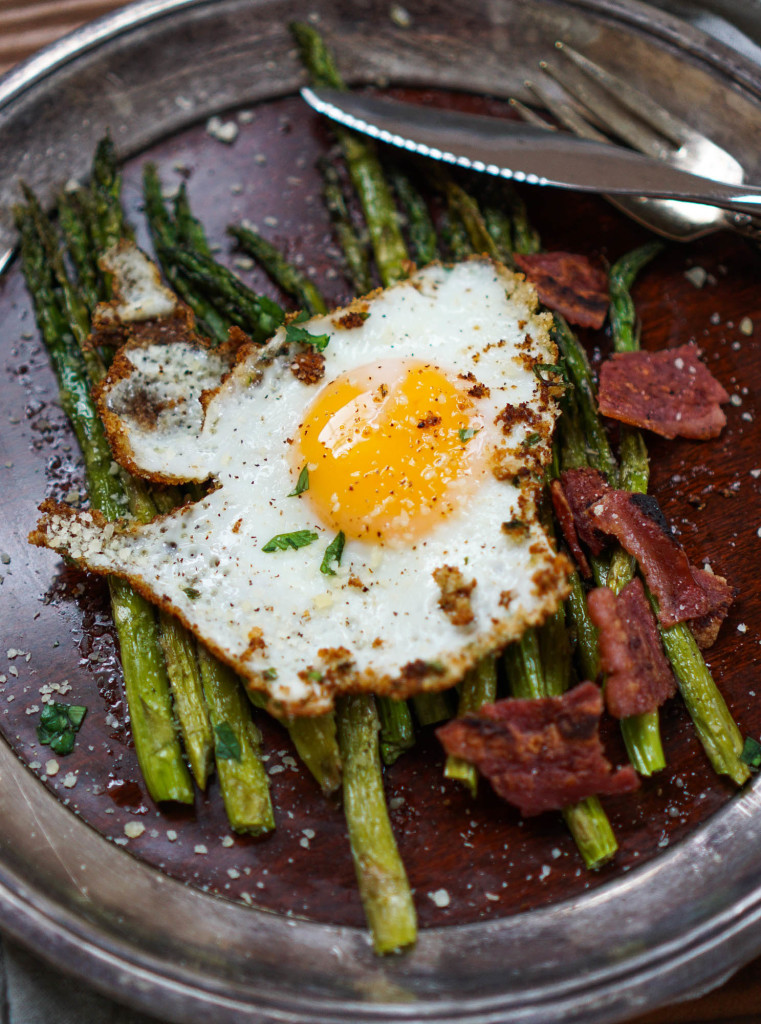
[2, 2, 761, 1022]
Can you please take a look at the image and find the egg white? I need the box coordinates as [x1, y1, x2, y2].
[33, 257, 570, 714]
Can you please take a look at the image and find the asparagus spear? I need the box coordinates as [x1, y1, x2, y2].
[156, 618, 214, 788]
[552, 313, 619, 487]
[54, 164, 278, 814]
[15, 201, 193, 805]
[142, 165, 230, 344]
[168, 246, 284, 342]
[446, 181, 500, 260]
[247, 690, 342, 795]
[284, 713, 343, 793]
[444, 657, 497, 795]
[650, 597, 749, 786]
[608, 241, 664, 353]
[388, 167, 439, 266]
[90, 133, 129, 252]
[173, 183, 214, 254]
[291, 22, 408, 286]
[377, 697, 416, 766]
[503, 184, 541, 255]
[566, 567, 599, 683]
[439, 207, 471, 261]
[57, 189, 101, 313]
[228, 224, 328, 315]
[318, 157, 373, 294]
[482, 201, 513, 263]
[337, 695, 417, 953]
[605, 242, 665, 773]
[412, 691, 453, 727]
[56, 175, 221, 791]
[197, 648, 275, 834]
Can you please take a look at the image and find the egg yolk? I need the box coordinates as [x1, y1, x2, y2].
[295, 360, 488, 543]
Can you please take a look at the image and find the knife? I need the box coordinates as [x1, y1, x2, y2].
[301, 87, 761, 218]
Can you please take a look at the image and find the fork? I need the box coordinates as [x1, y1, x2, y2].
[511, 41, 761, 242]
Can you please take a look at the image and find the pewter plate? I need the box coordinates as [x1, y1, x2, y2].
[2, 1, 761, 1021]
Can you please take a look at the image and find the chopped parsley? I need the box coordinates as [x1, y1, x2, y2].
[37, 701, 87, 756]
[288, 466, 310, 497]
[458, 427, 480, 443]
[533, 362, 569, 385]
[522, 432, 541, 448]
[306, 669, 324, 682]
[214, 721, 241, 761]
[320, 531, 346, 575]
[263, 667, 278, 681]
[182, 586, 201, 601]
[285, 311, 330, 352]
[262, 530, 319, 553]
[740, 736, 761, 768]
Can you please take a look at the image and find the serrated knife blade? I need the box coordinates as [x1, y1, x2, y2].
[301, 87, 761, 217]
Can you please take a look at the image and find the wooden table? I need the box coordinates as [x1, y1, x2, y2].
[1, 2, 760, 1022]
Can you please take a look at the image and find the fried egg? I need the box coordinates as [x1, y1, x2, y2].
[32, 253, 570, 714]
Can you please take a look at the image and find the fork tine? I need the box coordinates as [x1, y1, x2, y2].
[540, 57, 673, 161]
[524, 75, 609, 143]
[555, 41, 692, 147]
[508, 96, 558, 130]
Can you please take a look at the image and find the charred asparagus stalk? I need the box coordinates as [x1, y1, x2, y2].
[15, 200, 193, 805]
[337, 695, 417, 953]
[291, 21, 409, 286]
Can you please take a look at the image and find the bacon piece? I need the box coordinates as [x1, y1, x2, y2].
[588, 579, 677, 718]
[687, 570, 735, 649]
[550, 478, 591, 577]
[555, 470, 733, 644]
[598, 342, 729, 439]
[514, 252, 609, 329]
[436, 682, 638, 816]
[558, 467, 610, 556]
[590, 491, 733, 635]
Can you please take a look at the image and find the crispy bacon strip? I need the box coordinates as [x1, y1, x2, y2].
[557, 468, 610, 557]
[588, 579, 677, 718]
[598, 342, 729, 439]
[556, 469, 733, 644]
[436, 682, 638, 816]
[514, 252, 609, 329]
[591, 491, 733, 635]
[550, 478, 591, 577]
[682, 569, 735, 650]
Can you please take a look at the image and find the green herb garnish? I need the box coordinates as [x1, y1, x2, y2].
[522, 432, 541, 448]
[320, 531, 346, 575]
[285, 311, 330, 352]
[263, 667, 278, 681]
[533, 362, 569, 385]
[214, 721, 242, 761]
[288, 466, 310, 497]
[458, 427, 480, 443]
[37, 701, 87, 756]
[182, 586, 201, 601]
[262, 530, 319, 553]
[306, 669, 324, 682]
[740, 736, 761, 768]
